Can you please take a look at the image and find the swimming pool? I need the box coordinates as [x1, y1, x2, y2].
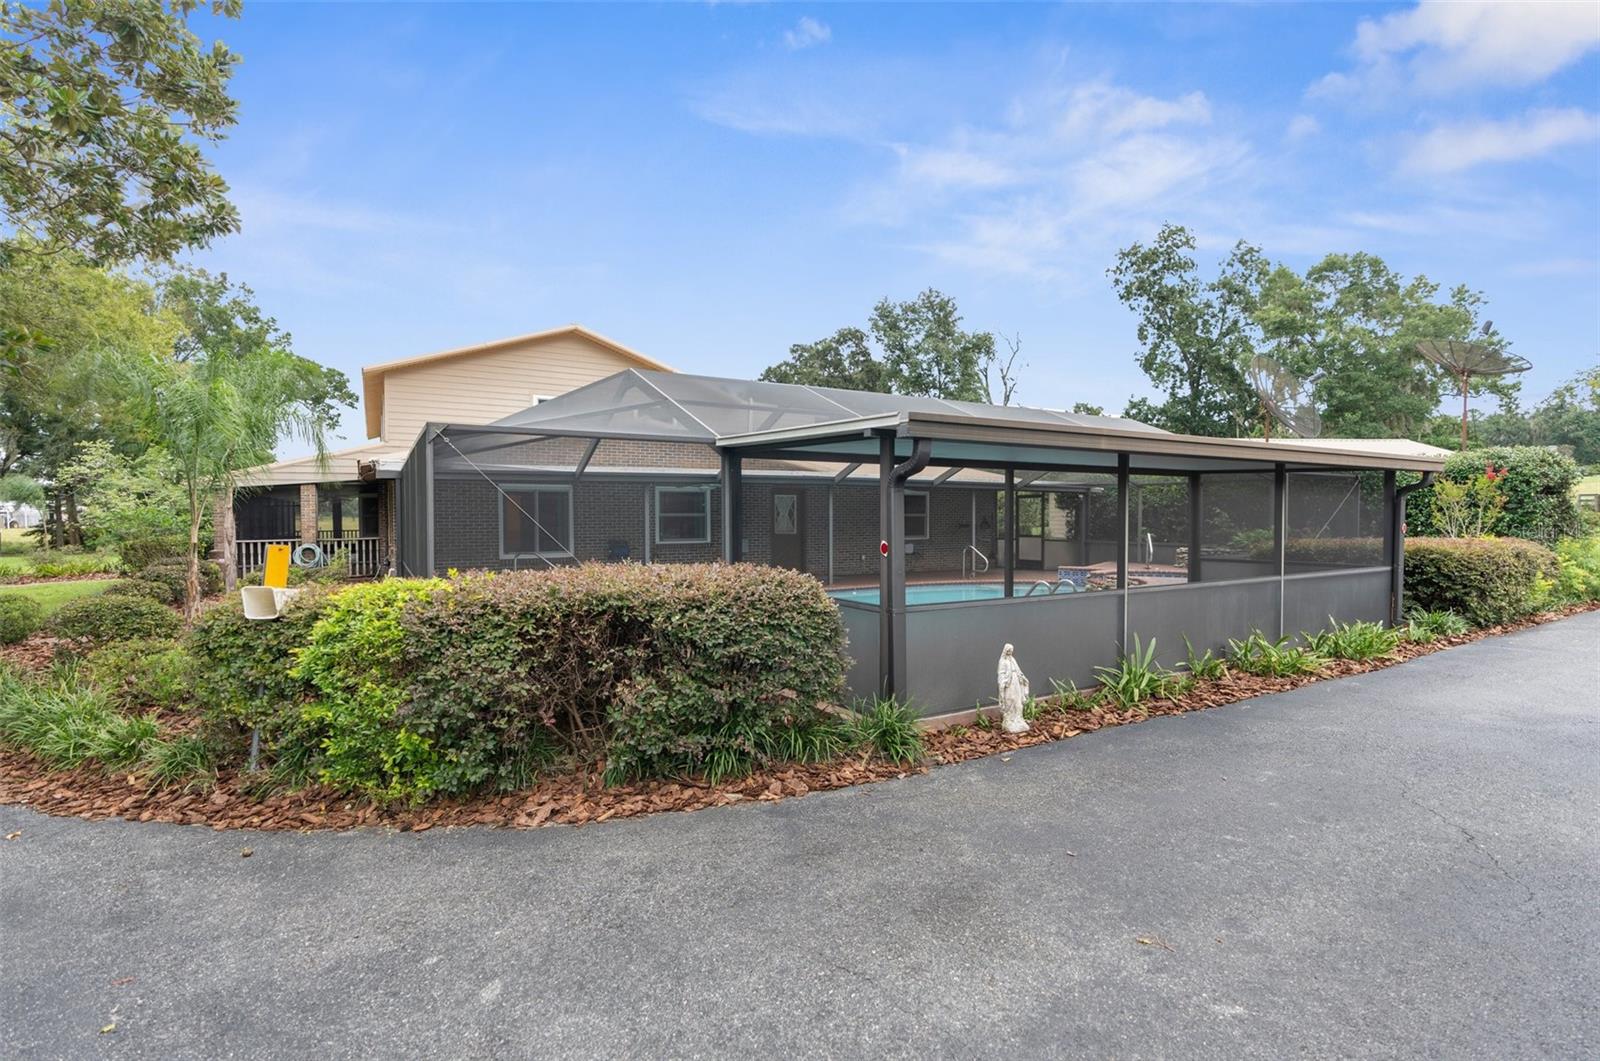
[829, 582, 1013, 606]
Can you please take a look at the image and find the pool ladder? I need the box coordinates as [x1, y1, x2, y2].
[961, 545, 990, 580]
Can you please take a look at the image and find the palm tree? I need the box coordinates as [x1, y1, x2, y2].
[122, 347, 330, 621]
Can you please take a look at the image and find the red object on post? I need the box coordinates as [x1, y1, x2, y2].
[879, 540, 889, 557]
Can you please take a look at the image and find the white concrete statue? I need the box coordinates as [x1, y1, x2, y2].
[997, 643, 1031, 734]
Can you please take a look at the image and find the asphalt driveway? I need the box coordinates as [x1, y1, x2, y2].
[3, 611, 1598, 1060]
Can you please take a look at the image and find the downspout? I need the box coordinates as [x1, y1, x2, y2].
[1390, 472, 1436, 625]
[879, 437, 934, 701]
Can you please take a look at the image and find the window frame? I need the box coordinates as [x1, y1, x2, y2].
[654, 485, 713, 545]
[904, 490, 930, 540]
[498, 483, 575, 560]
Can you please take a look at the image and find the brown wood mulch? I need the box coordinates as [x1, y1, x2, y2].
[2, 601, 1596, 834]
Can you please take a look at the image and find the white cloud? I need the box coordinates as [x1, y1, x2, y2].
[1314, 0, 1600, 97]
[783, 16, 831, 51]
[1286, 114, 1321, 141]
[893, 145, 1018, 190]
[1398, 108, 1600, 175]
[871, 82, 1245, 278]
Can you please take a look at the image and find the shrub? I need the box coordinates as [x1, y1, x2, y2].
[401, 564, 847, 791]
[186, 585, 338, 735]
[1403, 536, 1558, 627]
[101, 578, 178, 604]
[138, 559, 223, 601]
[84, 638, 194, 710]
[1403, 608, 1471, 644]
[292, 580, 447, 803]
[1550, 536, 1600, 604]
[119, 536, 185, 571]
[1094, 635, 1180, 709]
[189, 565, 849, 799]
[1408, 447, 1582, 544]
[0, 595, 44, 645]
[51, 594, 180, 648]
[1255, 537, 1384, 566]
[29, 554, 122, 578]
[1227, 631, 1327, 677]
[1306, 619, 1401, 661]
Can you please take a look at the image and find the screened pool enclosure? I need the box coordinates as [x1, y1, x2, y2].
[396, 370, 1443, 715]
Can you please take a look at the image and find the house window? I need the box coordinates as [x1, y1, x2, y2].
[501, 485, 573, 558]
[656, 486, 711, 544]
[905, 491, 929, 540]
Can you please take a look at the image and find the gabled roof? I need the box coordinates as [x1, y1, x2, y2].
[361, 325, 672, 439]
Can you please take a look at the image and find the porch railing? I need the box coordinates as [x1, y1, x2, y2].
[235, 536, 386, 579]
[321, 534, 386, 578]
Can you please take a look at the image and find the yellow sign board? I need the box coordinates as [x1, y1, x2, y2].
[263, 544, 291, 589]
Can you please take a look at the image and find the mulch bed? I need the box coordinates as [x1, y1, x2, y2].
[2, 601, 1596, 834]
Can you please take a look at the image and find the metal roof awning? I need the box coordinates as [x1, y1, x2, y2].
[718, 410, 1446, 473]
[450, 369, 1448, 475]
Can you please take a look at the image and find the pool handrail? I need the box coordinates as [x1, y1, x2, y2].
[961, 545, 990, 580]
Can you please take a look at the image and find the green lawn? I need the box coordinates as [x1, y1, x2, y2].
[0, 527, 35, 557]
[0, 578, 117, 615]
[1575, 474, 1600, 497]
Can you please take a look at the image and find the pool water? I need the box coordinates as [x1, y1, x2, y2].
[829, 582, 1011, 606]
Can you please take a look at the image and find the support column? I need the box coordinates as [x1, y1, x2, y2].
[1273, 463, 1288, 638]
[1003, 468, 1016, 598]
[1382, 471, 1397, 623]
[1116, 454, 1130, 652]
[877, 434, 905, 699]
[1187, 473, 1203, 583]
[298, 483, 318, 545]
[719, 451, 743, 563]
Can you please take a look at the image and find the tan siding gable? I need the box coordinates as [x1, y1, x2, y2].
[379, 334, 645, 445]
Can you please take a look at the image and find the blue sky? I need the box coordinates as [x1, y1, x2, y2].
[183, 2, 1600, 456]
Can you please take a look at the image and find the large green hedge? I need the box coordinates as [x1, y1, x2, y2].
[1403, 536, 1558, 626]
[186, 564, 847, 800]
[1407, 447, 1581, 544]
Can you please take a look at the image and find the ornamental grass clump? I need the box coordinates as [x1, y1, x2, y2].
[0, 663, 213, 782]
[1181, 635, 1229, 680]
[1402, 609, 1471, 644]
[1094, 635, 1181, 709]
[1227, 631, 1327, 678]
[1306, 619, 1402, 661]
[847, 698, 925, 765]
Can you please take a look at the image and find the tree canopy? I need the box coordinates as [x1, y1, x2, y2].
[0, 0, 242, 264]
[1112, 223, 1512, 440]
[762, 289, 998, 402]
[1109, 224, 1262, 435]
